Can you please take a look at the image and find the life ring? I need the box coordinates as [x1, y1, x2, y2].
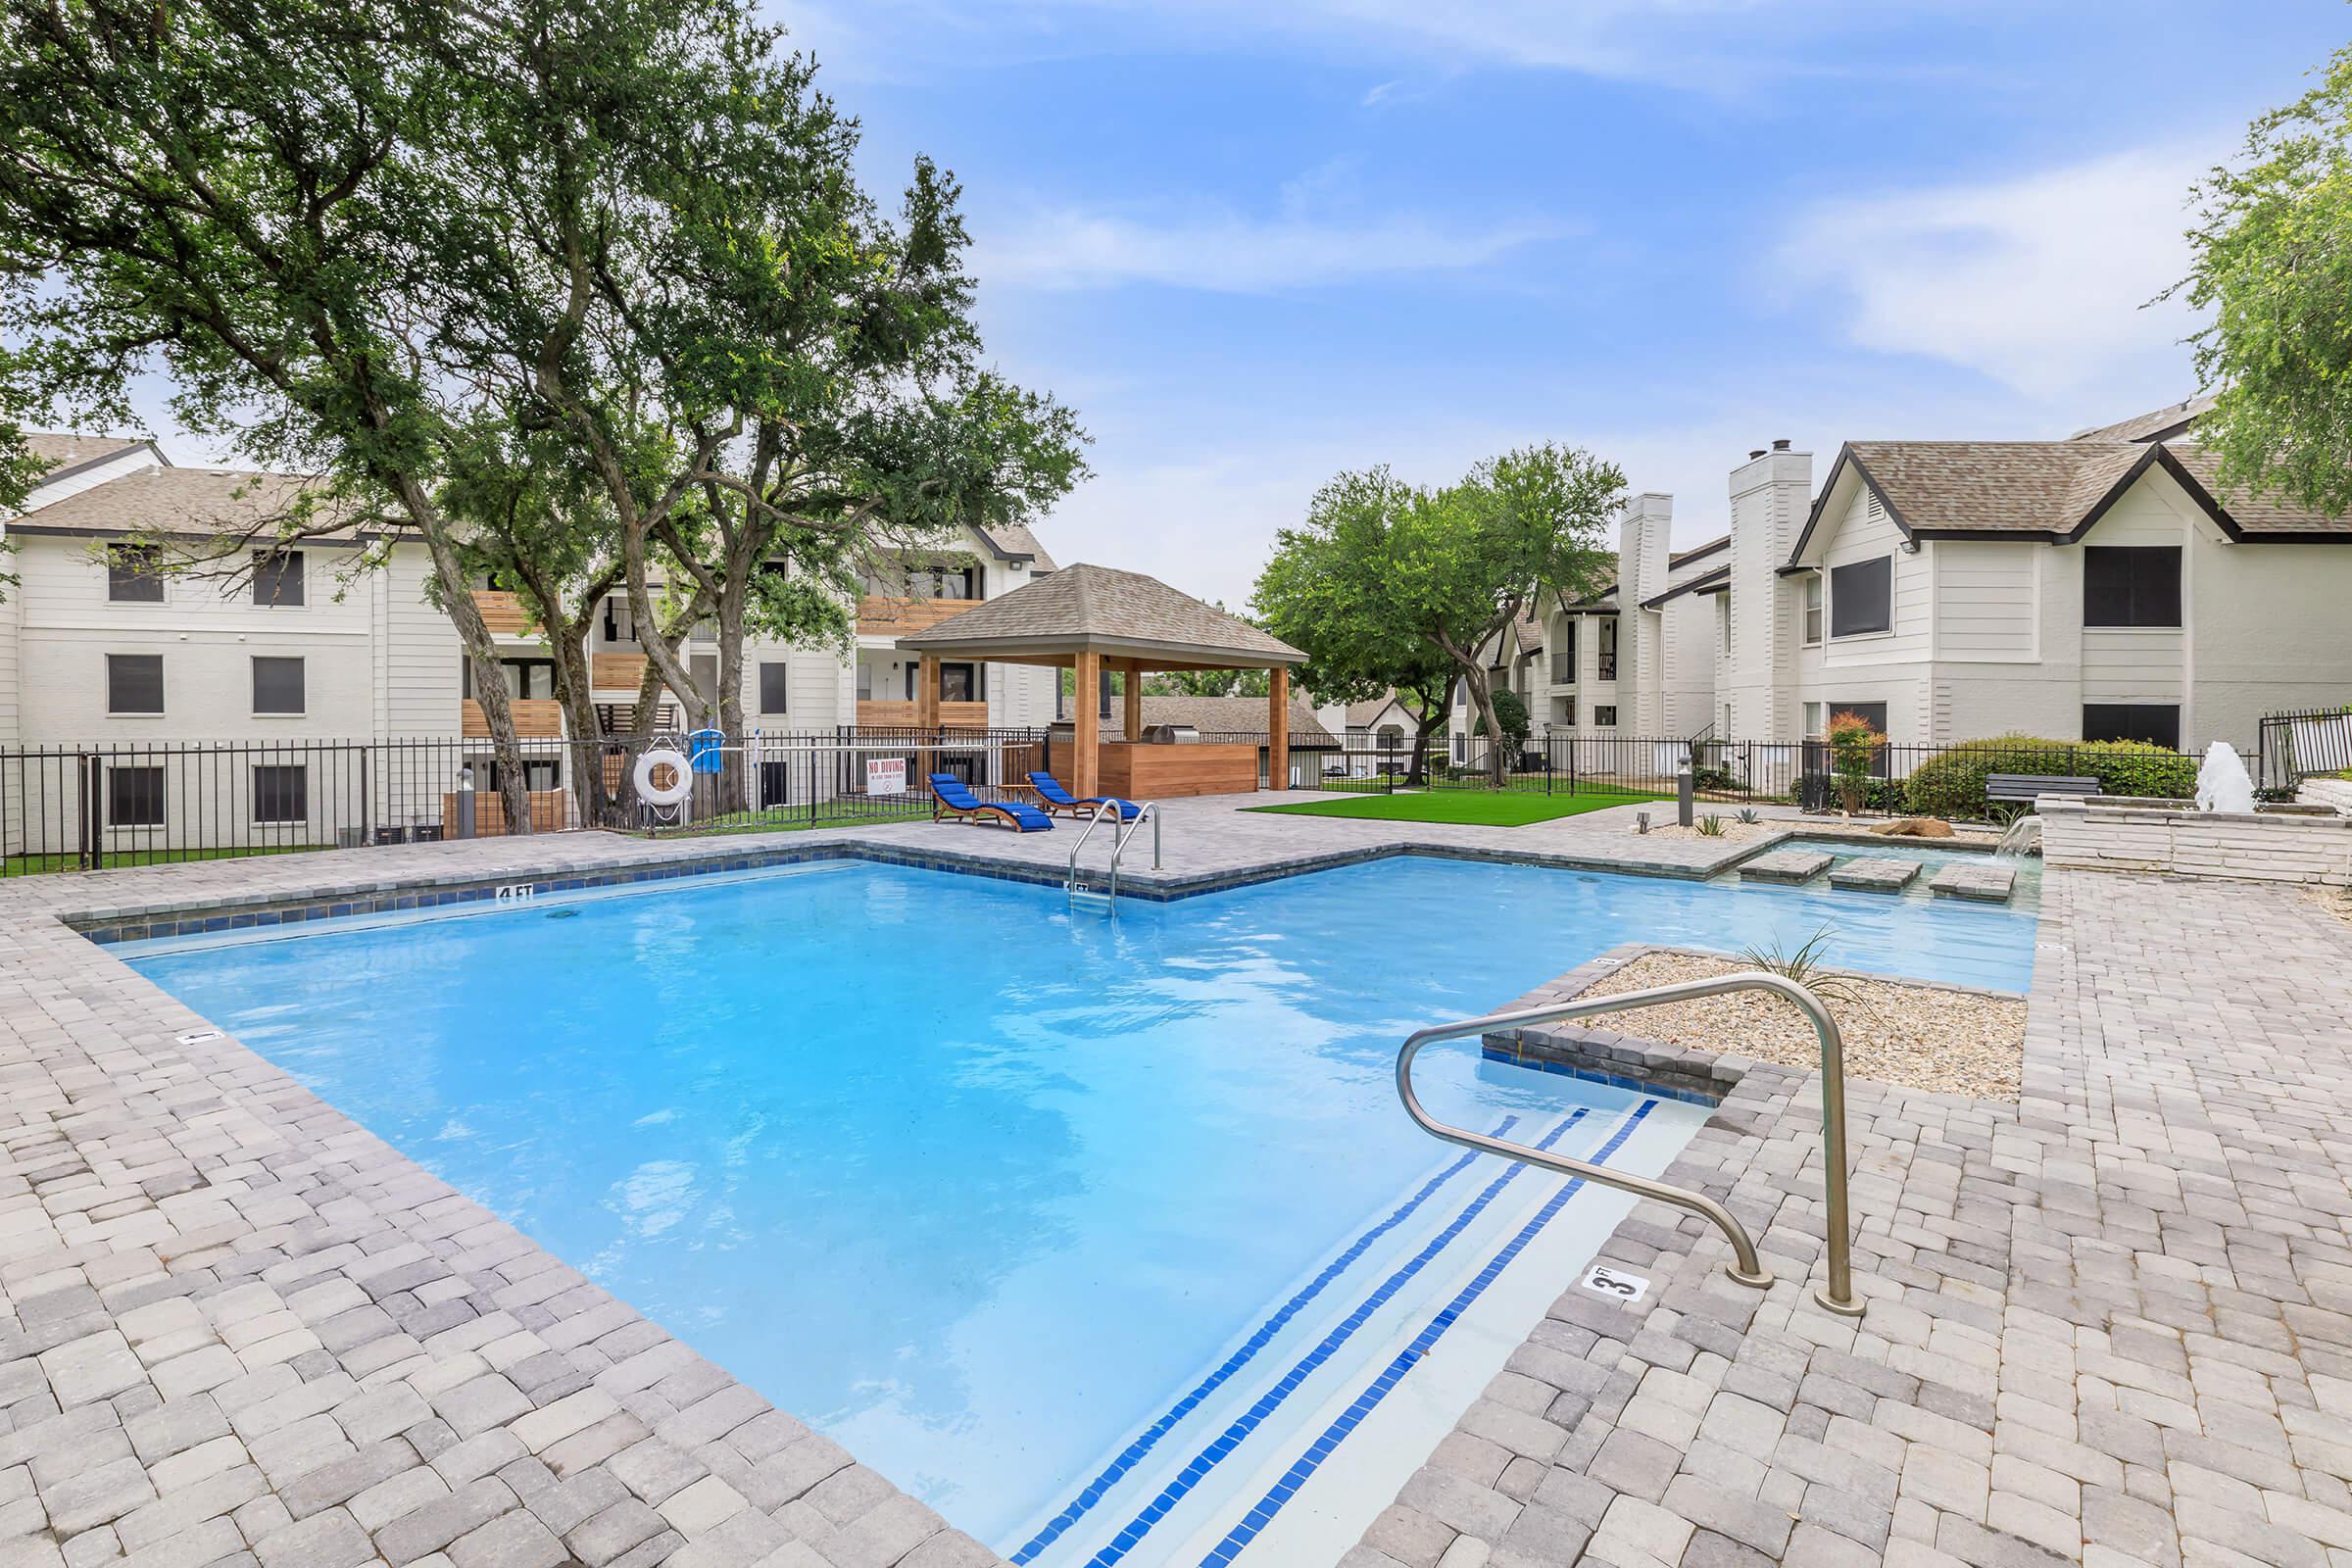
[633, 748, 694, 808]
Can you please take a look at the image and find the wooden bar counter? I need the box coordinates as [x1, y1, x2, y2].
[1094, 741, 1259, 799]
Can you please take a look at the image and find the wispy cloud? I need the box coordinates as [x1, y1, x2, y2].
[1780, 142, 2211, 401]
[973, 206, 1570, 292]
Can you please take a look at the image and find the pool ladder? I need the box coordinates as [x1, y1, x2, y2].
[1066, 800, 1160, 907]
[1396, 972, 1863, 1317]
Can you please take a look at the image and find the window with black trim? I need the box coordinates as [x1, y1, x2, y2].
[759, 662, 789, 713]
[1596, 618, 1619, 680]
[1829, 557, 1892, 637]
[2082, 547, 2181, 628]
[253, 551, 305, 607]
[107, 544, 164, 603]
[1593, 705, 1618, 727]
[253, 764, 308, 824]
[460, 658, 557, 700]
[108, 654, 164, 714]
[2082, 704, 2180, 749]
[108, 765, 165, 827]
[941, 662, 978, 703]
[1802, 573, 1823, 644]
[253, 657, 305, 714]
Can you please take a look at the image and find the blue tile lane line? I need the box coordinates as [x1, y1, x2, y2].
[1198, 1098, 1661, 1568]
[1078, 1106, 1611, 1568]
[1008, 1116, 1528, 1566]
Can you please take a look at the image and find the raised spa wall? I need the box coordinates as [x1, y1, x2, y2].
[2038, 793, 2352, 887]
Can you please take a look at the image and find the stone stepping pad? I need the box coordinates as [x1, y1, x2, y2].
[1740, 849, 1834, 885]
[1826, 857, 1921, 893]
[1929, 860, 2017, 903]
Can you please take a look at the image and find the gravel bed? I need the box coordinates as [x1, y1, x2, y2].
[1572, 950, 2025, 1101]
[1637, 819, 1779, 844]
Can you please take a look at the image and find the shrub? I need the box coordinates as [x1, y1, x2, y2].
[1471, 689, 1532, 744]
[1903, 734, 2197, 819]
[1826, 710, 1886, 812]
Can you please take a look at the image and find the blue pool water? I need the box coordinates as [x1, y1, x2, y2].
[125, 856, 2033, 1559]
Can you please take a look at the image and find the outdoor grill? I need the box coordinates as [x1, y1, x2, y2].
[1140, 723, 1200, 744]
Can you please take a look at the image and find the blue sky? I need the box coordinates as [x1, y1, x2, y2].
[131, 2, 2350, 608]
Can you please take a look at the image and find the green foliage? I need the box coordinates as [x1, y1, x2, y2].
[1738, 927, 1863, 1006]
[1826, 709, 1885, 811]
[2175, 43, 2352, 517]
[1471, 689, 1531, 742]
[1144, 668, 1271, 698]
[1695, 813, 1726, 837]
[1902, 734, 2198, 819]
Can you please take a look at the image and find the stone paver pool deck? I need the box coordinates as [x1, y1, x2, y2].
[0, 794, 2342, 1567]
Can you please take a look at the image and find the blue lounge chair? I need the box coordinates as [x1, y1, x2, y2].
[1027, 772, 1142, 821]
[928, 773, 1053, 833]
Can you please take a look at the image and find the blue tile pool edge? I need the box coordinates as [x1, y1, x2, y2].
[62, 832, 1771, 947]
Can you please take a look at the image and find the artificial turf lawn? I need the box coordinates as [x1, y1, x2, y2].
[1246, 788, 1668, 827]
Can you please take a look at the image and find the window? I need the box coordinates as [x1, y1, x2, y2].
[856, 662, 873, 701]
[1829, 557, 1892, 637]
[2083, 704, 2180, 750]
[460, 658, 556, 700]
[759, 662, 789, 714]
[107, 654, 164, 714]
[253, 550, 304, 607]
[940, 662, 977, 703]
[1556, 695, 1577, 727]
[937, 565, 977, 600]
[478, 758, 561, 793]
[252, 657, 305, 714]
[1596, 618, 1619, 681]
[1594, 705, 1618, 728]
[1828, 702, 1888, 735]
[1551, 621, 1577, 684]
[1802, 574, 1823, 644]
[107, 544, 165, 603]
[252, 765, 308, 824]
[2082, 547, 2181, 629]
[1803, 702, 1825, 740]
[601, 597, 633, 645]
[108, 765, 165, 827]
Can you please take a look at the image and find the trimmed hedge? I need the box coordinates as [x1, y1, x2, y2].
[1904, 734, 2198, 819]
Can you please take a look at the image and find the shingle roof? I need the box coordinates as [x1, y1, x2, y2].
[1345, 692, 1405, 726]
[1641, 563, 1729, 609]
[14, 462, 345, 539]
[1669, 534, 1730, 569]
[1807, 434, 2352, 554]
[899, 563, 1306, 663]
[1098, 696, 1333, 742]
[1512, 614, 1544, 653]
[977, 521, 1056, 570]
[2070, 395, 2216, 444]
[25, 432, 148, 473]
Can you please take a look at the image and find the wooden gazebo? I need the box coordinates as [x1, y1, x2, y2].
[896, 564, 1309, 800]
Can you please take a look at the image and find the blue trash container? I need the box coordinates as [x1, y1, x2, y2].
[688, 729, 727, 775]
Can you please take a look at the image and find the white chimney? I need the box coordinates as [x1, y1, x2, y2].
[1725, 442, 1812, 740]
[1618, 493, 1673, 734]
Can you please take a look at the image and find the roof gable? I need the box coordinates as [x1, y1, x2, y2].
[897, 562, 1305, 664]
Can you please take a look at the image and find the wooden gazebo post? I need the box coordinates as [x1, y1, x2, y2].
[1122, 660, 1144, 746]
[1073, 648, 1101, 799]
[1268, 665, 1290, 791]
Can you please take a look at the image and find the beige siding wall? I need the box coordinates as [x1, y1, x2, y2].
[1932, 541, 2038, 662]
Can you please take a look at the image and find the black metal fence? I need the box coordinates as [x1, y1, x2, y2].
[2256, 708, 2352, 792]
[0, 728, 1057, 875]
[1298, 732, 2209, 817]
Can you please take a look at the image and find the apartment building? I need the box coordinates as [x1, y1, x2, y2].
[1715, 399, 2352, 751]
[1449, 492, 1727, 746]
[5, 433, 1059, 745]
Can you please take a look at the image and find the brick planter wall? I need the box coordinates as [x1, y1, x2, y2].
[2039, 796, 2352, 885]
[2298, 775, 2352, 814]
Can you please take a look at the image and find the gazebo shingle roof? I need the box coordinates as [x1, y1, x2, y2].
[898, 563, 1305, 664]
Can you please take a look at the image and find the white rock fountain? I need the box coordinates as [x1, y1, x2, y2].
[2195, 740, 2256, 814]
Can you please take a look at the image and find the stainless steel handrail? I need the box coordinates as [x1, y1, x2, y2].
[1396, 969, 1862, 1316]
[1107, 801, 1160, 900]
[1066, 800, 1119, 898]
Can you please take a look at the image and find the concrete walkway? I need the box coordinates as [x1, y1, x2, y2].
[0, 795, 2339, 1567]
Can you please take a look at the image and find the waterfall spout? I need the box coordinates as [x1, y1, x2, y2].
[1993, 814, 2041, 860]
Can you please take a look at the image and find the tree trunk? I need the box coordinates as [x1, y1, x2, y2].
[408, 509, 537, 836]
[1407, 704, 1445, 786]
[546, 626, 608, 828]
[1460, 663, 1509, 787]
[713, 579, 749, 815]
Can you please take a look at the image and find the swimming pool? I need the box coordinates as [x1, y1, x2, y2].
[123, 855, 2034, 1563]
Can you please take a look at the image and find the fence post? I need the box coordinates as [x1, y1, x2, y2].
[79, 754, 101, 871]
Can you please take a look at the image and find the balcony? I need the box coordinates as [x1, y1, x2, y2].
[471, 589, 539, 638]
[591, 652, 649, 691]
[858, 596, 979, 637]
[462, 698, 564, 738]
[857, 699, 990, 728]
